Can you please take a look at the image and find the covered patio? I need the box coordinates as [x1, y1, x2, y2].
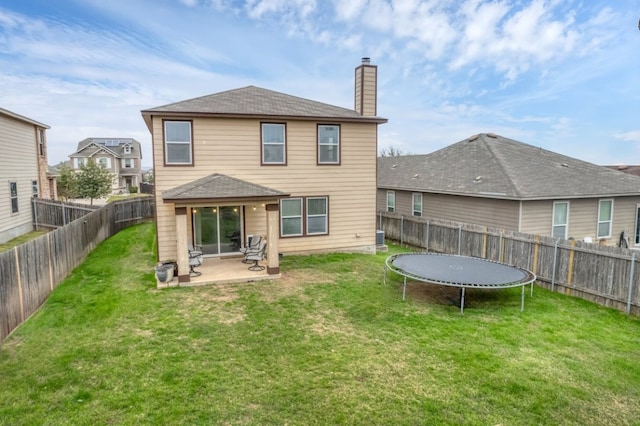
[161, 173, 290, 285]
[157, 256, 281, 288]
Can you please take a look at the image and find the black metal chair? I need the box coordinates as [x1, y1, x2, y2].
[189, 245, 203, 276]
[240, 235, 263, 263]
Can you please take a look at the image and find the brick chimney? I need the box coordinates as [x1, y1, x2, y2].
[354, 57, 377, 116]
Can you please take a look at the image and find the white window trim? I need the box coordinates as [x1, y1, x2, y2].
[597, 199, 614, 239]
[9, 181, 18, 213]
[386, 190, 395, 213]
[281, 198, 303, 237]
[412, 193, 422, 217]
[306, 197, 328, 235]
[552, 201, 569, 239]
[262, 123, 286, 165]
[164, 120, 193, 165]
[318, 124, 340, 164]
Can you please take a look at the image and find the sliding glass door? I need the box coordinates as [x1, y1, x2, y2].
[193, 206, 241, 255]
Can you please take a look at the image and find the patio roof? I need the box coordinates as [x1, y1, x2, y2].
[162, 173, 290, 203]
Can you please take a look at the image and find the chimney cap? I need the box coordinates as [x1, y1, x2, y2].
[361, 57, 371, 65]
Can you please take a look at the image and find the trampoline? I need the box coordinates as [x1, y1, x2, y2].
[384, 253, 536, 313]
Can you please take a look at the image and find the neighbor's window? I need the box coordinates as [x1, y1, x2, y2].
[98, 157, 109, 168]
[597, 199, 613, 239]
[262, 123, 286, 164]
[32, 180, 39, 197]
[386, 190, 395, 213]
[124, 145, 131, 154]
[123, 158, 133, 168]
[281, 198, 303, 236]
[552, 201, 569, 239]
[412, 193, 422, 217]
[76, 158, 86, 168]
[307, 197, 328, 235]
[318, 125, 340, 164]
[10, 182, 18, 213]
[164, 120, 192, 165]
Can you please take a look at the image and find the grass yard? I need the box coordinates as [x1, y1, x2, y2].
[1, 222, 639, 425]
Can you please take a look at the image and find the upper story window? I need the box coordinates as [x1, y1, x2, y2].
[597, 199, 613, 239]
[262, 123, 286, 165]
[318, 125, 340, 164]
[552, 201, 569, 239]
[386, 190, 395, 213]
[124, 145, 132, 154]
[412, 193, 422, 217]
[9, 182, 18, 213]
[32, 180, 39, 197]
[38, 128, 45, 157]
[123, 158, 133, 168]
[98, 157, 108, 168]
[76, 158, 86, 168]
[164, 120, 193, 165]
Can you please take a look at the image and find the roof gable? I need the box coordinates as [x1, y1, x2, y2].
[141, 86, 387, 123]
[378, 133, 640, 200]
[162, 173, 290, 201]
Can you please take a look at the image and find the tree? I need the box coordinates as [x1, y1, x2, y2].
[379, 146, 411, 157]
[77, 159, 113, 206]
[56, 164, 78, 201]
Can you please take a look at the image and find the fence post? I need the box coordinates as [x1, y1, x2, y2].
[499, 230, 504, 262]
[551, 239, 558, 291]
[627, 252, 636, 314]
[400, 215, 404, 246]
[378, 211, 382, 231]
[33, 198, 39, 230]
[458, 224, 462, 255]
[425, 220, 430, 253]
[62, 202, 67, 226]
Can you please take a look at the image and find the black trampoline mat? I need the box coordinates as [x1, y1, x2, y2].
[391, 253, 529, 286]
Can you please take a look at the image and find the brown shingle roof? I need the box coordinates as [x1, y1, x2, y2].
[142, 86, 387, 123]
[378, 133, 640, 200]
[162, 173, 289, 201]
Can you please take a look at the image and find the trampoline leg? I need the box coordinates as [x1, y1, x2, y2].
[383, 266, 387, 286]
[460, 288, 465, 314]
[521, 286, 525, 312]
[402, 277, 407, 301]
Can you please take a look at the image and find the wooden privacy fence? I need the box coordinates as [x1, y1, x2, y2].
[378, 211, 640, 315]
[0, 198, 155, 342]
[32, 198, 99, 229]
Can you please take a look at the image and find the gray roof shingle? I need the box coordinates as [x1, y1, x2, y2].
[162, 173, 289, 201]
[378, 133, 640, 200]
[142, 86, 387, 123]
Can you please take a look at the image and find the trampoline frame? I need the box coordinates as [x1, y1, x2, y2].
[384, 253, 537, 313]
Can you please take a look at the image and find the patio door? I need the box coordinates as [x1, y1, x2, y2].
[193, 206, 242, 256]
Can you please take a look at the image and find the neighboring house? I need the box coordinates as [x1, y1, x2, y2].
[141, 58, 387, 283]
[377, 133, 640, 247]
[69, 138, 143, 193]
[0, 107, 52, 243]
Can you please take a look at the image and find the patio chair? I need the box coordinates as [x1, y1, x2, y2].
[246, 240, 267, 271]
[189, 245, 203, 277]
[240, 235, 263, 263]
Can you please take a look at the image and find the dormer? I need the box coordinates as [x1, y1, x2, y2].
[123, 143, 132, 154]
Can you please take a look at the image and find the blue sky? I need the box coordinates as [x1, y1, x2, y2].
[1, 0, 639, 168]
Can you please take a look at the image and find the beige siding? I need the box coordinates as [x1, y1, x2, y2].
[0, 113, 39, 243]
[520, 196, 640, 246]
[377, 190, 520, 230]
[153, 117, 378, 260]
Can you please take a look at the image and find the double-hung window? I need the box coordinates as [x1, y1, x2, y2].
[123, 158, 132, 168]
[262, 123, 286, 164]
[98, 157, 109, 168]
[597, 199, 613, 239]
[412, 193, 422, 217]
[281, 196, 329, 237]
[552, 201, 569, 239]
[281, 198, 303, 236]
[386, 191, 395, 213]
[32, 180, 39, 197]
[307, 197, 328, 235]
[318, 125, 340, 164]
[164, 120, 192, 165]
[9, 182, 18, 213]
[38, 129, 45, 156]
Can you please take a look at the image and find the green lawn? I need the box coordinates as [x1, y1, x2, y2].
[1, 222, 639, 425]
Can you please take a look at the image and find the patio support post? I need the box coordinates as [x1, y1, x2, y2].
[266, 203, 280, 274]
[175, 207, 190, 283]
